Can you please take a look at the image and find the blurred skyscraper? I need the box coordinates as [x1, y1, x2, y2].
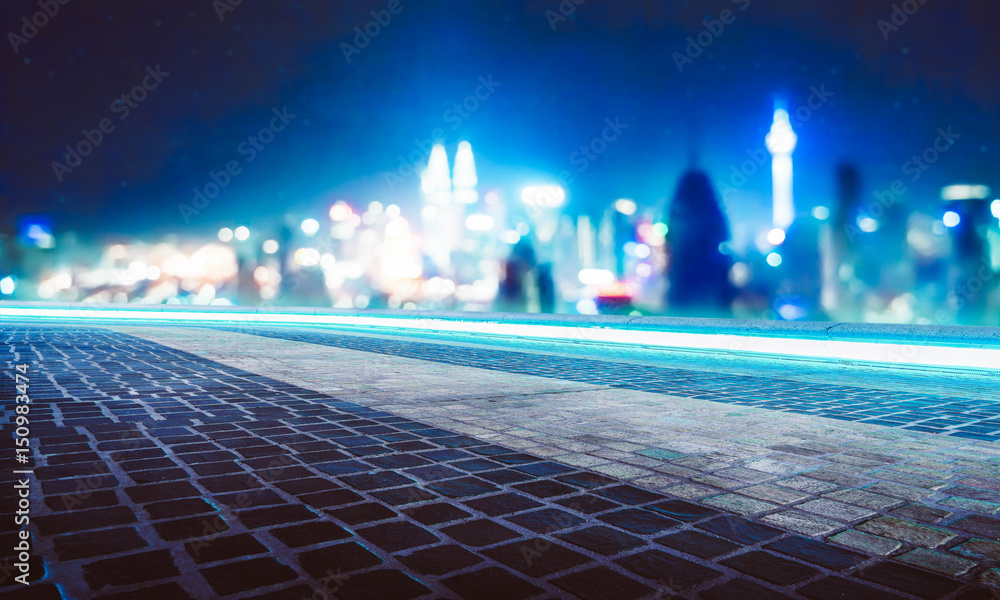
[664, 170, 734, 316]
[766, 107, 798, 230]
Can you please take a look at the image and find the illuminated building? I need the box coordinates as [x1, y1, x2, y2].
[940, 184, 997, 325]
[420, 141, 482, 283]
[452, 141, 478, 205]
[765, 108, 798, 230]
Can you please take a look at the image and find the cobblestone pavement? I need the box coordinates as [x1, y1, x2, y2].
[1, 324, 999, 599]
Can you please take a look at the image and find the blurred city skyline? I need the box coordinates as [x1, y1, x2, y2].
[2, 0, 998, 239]
[1, 0, 998, 326]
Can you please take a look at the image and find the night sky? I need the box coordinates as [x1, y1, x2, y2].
[2, 0, 997, 242]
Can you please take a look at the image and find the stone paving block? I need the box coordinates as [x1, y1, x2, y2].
[896, 547, 976, 577]
[478, 468, 535, 484]
[765, 535, 867, 571]
[738, 484, 809, 505]
[857, 561, 963, 599]
[555, 472, 619, 489]
[199, 557, 299, 596]
[82, 549, 180, 591]
[691, 474, 745, 490]
[631, 475, 680, 489]
[940, 496, 1000, 514]
[797, 499, 877, 522]
[35, 506, 138, 535]
[371, 486, 437, 506]
[356, 521, 440, 552]
[273, 477, 341, 495]
[426, 476, 500, 498]
[655, 530, 740, 558]
[442, 567, 544, 600]
[699, 577, 797, 600]
[714, 467, 775, 484]
[827, 529, 901, 555]
[597, 508, 679, 535]
[828, 454, 886, 469]
[957, 476, 1000, 492]
[555, 525, 644, 555]
[297, 542, 383, 578]
[702, 494, 779, 516]
[506, 507, 585, 533]
[483, 538, 590, 577]
[216, 488, 286, 508]
[398, 544, 484, 575]
[615, 549, 723, 590]
[271, 521, 352, 547]
[552, 566, 654, 600]
[238, 505, 318, 528]
[299, 489, 365, 508]
[770, 444, 826, 457]
[950, 485, 1000, 503]
[950, 538, 1000, 561]
[403, 502, 472, 525]
[777, 475, 839, 494]
[661, 483, 723, 500]
[153, 514, 228, 541]
[52, 527, 147, 560]
[696, 515, 783, 545]
[638, 448, 684, 460]
[241, 585, 318, 600]
[796, 576, 908, 600]
[441, 519, 521, 547]
[338, 470, 415, 490]
[877, 471, 949, 491]
[643, 499, 719, 523]
[184, 533, 269, 564]
[124, 481, 200, 503]
[555, 494, 621, 514]
[951, 515, 1000, 538]
[864, 481, 935, 501]
[980, 568, 1000, 588]
[803, 469, 866, 487]
[857, 516, 956, 548]
[463, 493, 543, 516]
[721, 550, 820, 585]
[823, 488, 905, 511]
[889, 503, 953, 524]
[513, 480, 576, 498]
[190, 461, 245, 476]
[327, 502, 399, 525]
[44, 489, 119, 512]
[41, 475, 119, 495]
[324, 569, 434, 600]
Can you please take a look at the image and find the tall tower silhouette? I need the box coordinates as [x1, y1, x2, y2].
[765, 107, 798, 230]
[664, 170, 734, 316]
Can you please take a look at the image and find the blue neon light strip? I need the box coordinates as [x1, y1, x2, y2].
[0, 304, 997, 371]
